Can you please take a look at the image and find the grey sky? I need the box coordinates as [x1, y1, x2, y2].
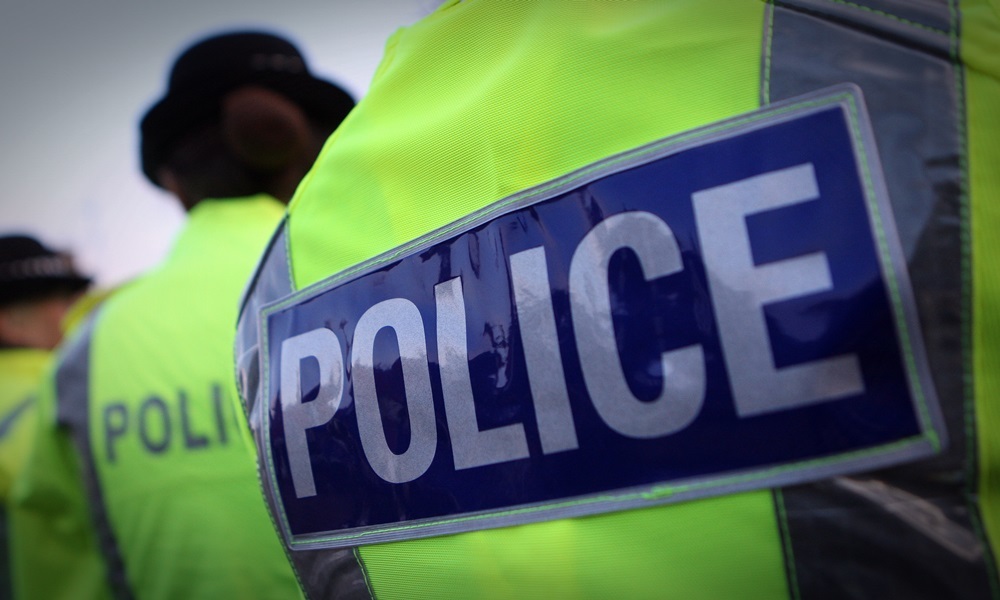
[0, 1, 433, 285]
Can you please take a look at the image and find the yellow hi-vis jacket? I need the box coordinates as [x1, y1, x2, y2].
[11, 196, 302, 600]
[0, 349, 46, 501]
[235, 2, 999, 599]
[0, 348, 47, 597]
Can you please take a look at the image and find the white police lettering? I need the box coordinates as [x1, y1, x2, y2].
[352, 298, 437, 484]
[510, 247, 578, 454]
[693, 163, 865, 417]
[436, 277, 530, 470]
[570, 212, 705, 438]
[277, 165, 864, 485]
[281, 329, 344, 498]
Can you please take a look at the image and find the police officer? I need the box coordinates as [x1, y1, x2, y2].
[0, 235, 91, 596]
[10, 31, 354, 599]
[0, 236, 90, 353]
[235, 2, 998, 599]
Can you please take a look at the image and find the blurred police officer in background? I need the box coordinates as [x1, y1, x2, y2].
[9, 30, 354, 599]
[0, 234, 91, 597]
[0, 236, 90, 352]
[235, 2, 998, 599]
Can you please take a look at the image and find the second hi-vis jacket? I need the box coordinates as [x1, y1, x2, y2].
[0, 349, 46, 503]
[235, 2, 1000, 599]
[0, 348, 47, 597]
[11, 196, 303, 600]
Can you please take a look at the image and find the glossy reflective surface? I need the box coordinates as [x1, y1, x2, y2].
[260, 90, 941, 547]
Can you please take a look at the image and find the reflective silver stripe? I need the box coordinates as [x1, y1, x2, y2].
[292, 547, 375, 600]
[767, 0, 955, 259]
[236, 223, 293, 422]
[0, 396, 34, 440]
[766, 0, 999, 597]
[774, 0, 953, 58]
[235, 221, 374, 600]
[55, 314, 136, 600]
[237, 222, 294, 350]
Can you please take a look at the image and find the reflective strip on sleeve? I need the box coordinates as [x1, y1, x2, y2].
[236, 223, 294, 420]
[55, 314, 136, 600]
[236, 222, 375, 599]
[767, 0, 999, 597]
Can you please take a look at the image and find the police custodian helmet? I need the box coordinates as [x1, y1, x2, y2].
[139, 31, 355, 188]
[0, 235, 91, 306]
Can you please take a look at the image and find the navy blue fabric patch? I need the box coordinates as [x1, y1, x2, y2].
[259, 87, 941, 548]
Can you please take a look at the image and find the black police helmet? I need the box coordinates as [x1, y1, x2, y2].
[0, 235, 91, 306]
[139, 30, 355, 187]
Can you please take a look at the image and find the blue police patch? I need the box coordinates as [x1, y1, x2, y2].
[258, 85, 943, 549]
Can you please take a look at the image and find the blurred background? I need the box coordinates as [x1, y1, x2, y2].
[0, 0, 437, 287]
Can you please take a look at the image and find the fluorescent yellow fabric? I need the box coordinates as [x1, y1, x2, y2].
[12, 196, 302, 600]
[9, 359, 113, 600]
[290, 0, 768, 289]
[964, 0, 1000, 568]
[0, 349, 47, 501]
[0, 349, 47, 598]
[360, 494, 787, 600]
[287, 2, 787, 599]
[61, 287, 119, 337]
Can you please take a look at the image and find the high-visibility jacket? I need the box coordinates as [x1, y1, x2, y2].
[235, 2, 999, 599]
[11, 196, 303, 600]
[0, 348, 46, 597]
[0, 349, 46, 502]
